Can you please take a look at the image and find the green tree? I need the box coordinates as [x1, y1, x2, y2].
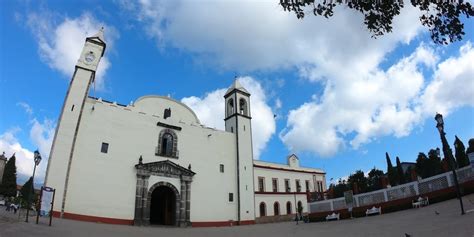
[396, 156, 406, 184]
[404, 166, 414, 183]
[386, 152, 398, 186]
[0, 154, 17, 197]
[440, 157, 450, 172]
[416, 152, 429, 178]
[454, 136, 470, 167]
[466, 138, 474, 165]
[280, 0, 474, 45]
[331, 179, 350, 198]
[348, 170, 368, 194]
[428, 148, 443, 176]
[20, 177, 34, 202]
[367, 167, 384, 192]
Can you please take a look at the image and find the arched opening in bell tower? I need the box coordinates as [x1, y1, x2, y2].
[239, 98, 247, 116]
[227, 98, 234, 116]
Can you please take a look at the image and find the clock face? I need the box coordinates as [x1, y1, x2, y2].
[85, 51, 96, 63]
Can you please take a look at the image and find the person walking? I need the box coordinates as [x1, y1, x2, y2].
[11, 203, 18, 214]
[297, 205, 303, 222]
[5, 198, 10, 212]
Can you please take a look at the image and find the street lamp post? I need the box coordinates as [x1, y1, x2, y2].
[26, 150, 42, 222]
[287, 186, 298, 225]
[434, 113, 465, 215]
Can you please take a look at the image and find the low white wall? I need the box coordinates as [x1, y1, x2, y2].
[309, 166, 473, 213]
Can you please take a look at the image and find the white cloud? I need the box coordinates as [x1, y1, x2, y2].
[275, 98, 282, 110]
[29, 119, 55, 158]
[421, 42, 474, 115]
[280, 44, 438, 156]
[29, 118, 55, 182]
[0, 111, 55, 182]
[123, 0, 424, 156]
[281, 42, 474, 157]
[17, 102, 33, 116]
[27, 12, 118, 90]
[182, 76, 275, 159]
[122, 1, 472, 157]
[129, 0, 422, 74]
[0, 129, 35, 179]
[181, 89, 227, 129]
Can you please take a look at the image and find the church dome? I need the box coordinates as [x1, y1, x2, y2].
[133, 95, 201, 124]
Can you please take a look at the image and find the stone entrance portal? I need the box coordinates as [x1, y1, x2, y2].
[134, 158, 195, 227]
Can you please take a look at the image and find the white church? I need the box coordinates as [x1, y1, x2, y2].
[45, 29, 326, 227]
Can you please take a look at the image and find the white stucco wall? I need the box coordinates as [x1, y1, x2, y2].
[61, 97, 240, 222]
[254, 194, 308, 217]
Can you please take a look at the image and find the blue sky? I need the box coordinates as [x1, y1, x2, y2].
[0, 0, 473, 186]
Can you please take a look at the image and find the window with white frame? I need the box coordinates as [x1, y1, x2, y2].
[258, 177, 265, 192]
[272, 178, 278, 192]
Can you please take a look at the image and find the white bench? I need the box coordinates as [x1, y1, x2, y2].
[326, 212, 340, 221]
[412, 197, 429, 208]
[365, 206, 382, 216]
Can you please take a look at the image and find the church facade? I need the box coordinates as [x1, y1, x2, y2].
[44, 30, 325, 227]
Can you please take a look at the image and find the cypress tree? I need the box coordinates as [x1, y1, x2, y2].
[386, 152, 398, 186]
[20, 177, 34, 202]
[0, 154, 17, 197]
[396, 157, 405, 184]
[454, 136, 469, 167]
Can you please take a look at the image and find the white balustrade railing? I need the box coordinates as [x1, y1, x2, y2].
[308, 166, 473, 213]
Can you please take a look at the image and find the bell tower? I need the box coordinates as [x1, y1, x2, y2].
[45, 28, 106, 217]
[224, 79, 255, 224]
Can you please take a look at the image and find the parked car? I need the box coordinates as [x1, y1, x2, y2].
[0, 200, 5, 206]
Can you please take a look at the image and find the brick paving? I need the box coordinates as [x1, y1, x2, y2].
[1, 194, 473, 237]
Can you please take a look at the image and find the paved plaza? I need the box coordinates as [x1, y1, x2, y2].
[1, 194, 473, 237]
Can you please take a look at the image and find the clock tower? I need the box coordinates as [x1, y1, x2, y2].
[45, 28, 106, 217]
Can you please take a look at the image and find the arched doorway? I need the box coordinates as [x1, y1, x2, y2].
[286, 201, 292, 214]
[259, 202, 266, 217]
[273, 202, 280, 216]
[150, 185, 176, 225]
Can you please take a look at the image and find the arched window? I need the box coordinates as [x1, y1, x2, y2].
[273, 202, 280, 216]
[259, 202, 266, 217]
[286, 201, 292, 214]
[161, 133, 173, 156]
[239, 98, 248, 116]
[157, 129, 178, 158]
[227, 98, 234, 117]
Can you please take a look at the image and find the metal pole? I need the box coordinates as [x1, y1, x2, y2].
[439, 131, 465, 215]
[36, 187, 44, 224]
[26, 163, 37, 222]
[49, 189, 56, 226]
